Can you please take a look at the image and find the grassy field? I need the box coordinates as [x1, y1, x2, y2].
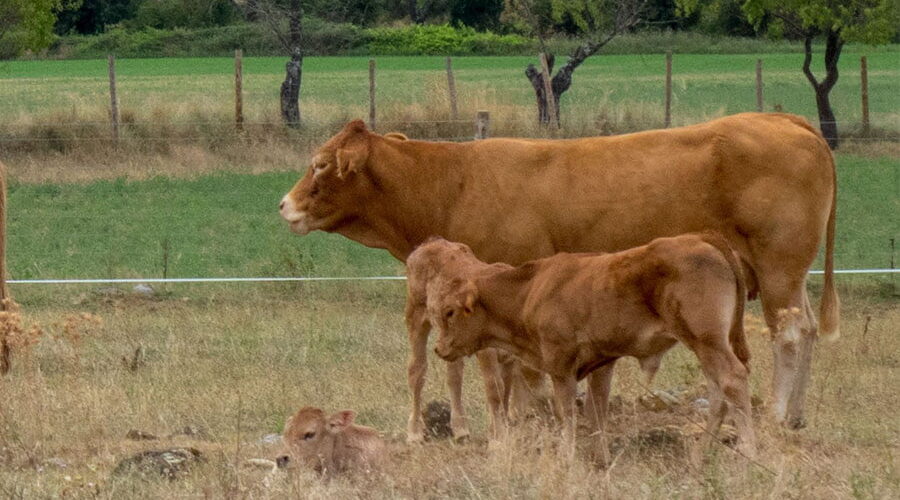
[0, 282, 897, 498]
[0, 51, 897, 497]
[5, 155, 898, 283]
[1, 51, 898, 132]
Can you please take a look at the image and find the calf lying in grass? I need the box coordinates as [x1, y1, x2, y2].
[406, 233, 756, 463]
[276, 407, 385, 476]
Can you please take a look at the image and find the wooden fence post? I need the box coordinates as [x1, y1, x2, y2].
[0, 163, 9, 375]
[446, 56, 459, 120]
[756, 59, 764, 112]
[108, 54, 119, 141]
[475, 111, 490, 140]
[369, 59, 376, 130]
[664, 51, 672, 128]
[861, 56, 870, 134]
[540, 53, 558, 129]
[235, 49, 244, 132]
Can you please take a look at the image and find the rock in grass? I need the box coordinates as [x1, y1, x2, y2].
[133, 284, 155, 296]
[111, 448, 203, 480]
[424, 400, 453, 440]
[125, 429, 159, 441]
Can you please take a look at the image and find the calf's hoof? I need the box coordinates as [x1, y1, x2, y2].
[406, 432, 426, 444]
[786, 415, 807, 430]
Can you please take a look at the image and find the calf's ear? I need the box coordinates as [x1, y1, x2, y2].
[461, 279, 478, 315]
[384, 132, 408, 141]
[327, 410, 356, 433]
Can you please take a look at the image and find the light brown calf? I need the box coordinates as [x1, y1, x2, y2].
[276, 407, 385, 475]
[408, 234, 756, 460]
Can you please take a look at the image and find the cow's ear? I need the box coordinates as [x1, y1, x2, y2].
[384, 132, 408, 141]
[335, 137, 368, 179]
[461, 279, 478, 315]
[327, 410, 356, 433]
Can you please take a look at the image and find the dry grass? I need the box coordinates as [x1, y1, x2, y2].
[0, 285, 897, 498]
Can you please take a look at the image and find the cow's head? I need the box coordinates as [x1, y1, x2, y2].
[275, 407, 356, 474]
[279, 120, 408, 235]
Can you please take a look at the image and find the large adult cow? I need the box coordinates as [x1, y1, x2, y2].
[279, 112, 839, 436]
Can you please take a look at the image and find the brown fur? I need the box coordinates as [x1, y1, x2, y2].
[280, 112, 839, 430]
[276, 407, 385, 476]
[409, 234, 756, 459]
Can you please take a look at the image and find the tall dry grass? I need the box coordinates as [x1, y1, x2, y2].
[0, 285, 897, 498]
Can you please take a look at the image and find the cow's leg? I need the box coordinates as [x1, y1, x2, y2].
[446, 358, 469, 440]
[786, 289, 818, 429]
[638, 352, 665, 386]
[406, 314, 430, 443]
[584, 362, 616, 467]
[498, 355, 516, 418]
[475, 349, 508, 442]
[550, 374, 578, 449]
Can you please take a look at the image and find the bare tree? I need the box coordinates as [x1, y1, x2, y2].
[238, 0, 303, 127]
[508, 0, 647, 126]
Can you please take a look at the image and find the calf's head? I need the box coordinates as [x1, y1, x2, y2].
[280, 120, 403, 235]
[276, 407, 357, 473]
[429, 277, 481, 362]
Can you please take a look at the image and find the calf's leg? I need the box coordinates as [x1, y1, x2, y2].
[475, 349, 508, 441]
[584, 362, 616, 467]
[692, 343, 757, 457]
[446, 358, 470, 440]
[550, 374, 579, 453]
[406, 316, 430, 443]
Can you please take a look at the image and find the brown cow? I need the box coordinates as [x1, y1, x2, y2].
[275, 407, 385, 475]
[279, 112, 839, 435]
[410, 234, 757, 460]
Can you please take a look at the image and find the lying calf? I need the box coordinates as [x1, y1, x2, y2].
[407, 233, 756, 461]
[276, 407, 385, 475]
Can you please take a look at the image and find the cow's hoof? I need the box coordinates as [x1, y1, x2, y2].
[451, 429, 470, 443]
[406, 432, 425, 444]
[786, 416, 807, 430]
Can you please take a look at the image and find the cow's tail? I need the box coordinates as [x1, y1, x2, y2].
[0, 161, 9, 375]
[777, 113, 841, 340]
[701, 232, 750, 370]
[818, 148, 840, 341]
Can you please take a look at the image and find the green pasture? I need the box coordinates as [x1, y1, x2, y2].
[6, 155, 897, 283]
[1, 51, 898, 130]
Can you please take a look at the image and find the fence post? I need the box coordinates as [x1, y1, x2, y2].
[475, 111, 490, 140]
[108, 54, 119, 141]
[235, 49, 244, 132]
[540, 53, 558, 129]
[861, 56, 870, 134]
[368, 59, 376, 130]
[446, 56, 459, 120]
[664, 51, 672, 128]
[0, 164, 9, 374]
[756, 59, 764, 112]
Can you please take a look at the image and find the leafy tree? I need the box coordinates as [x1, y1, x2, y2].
[504, 0, 648, 126]
[451, 0, 504, 30]
[682, 0, 899, 148]
[129, 0, 240, 29]
[55, 0, 136, 35]
[1, 0, 77, 58]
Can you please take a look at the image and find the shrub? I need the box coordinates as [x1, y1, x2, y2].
[368, 24, 530, 56]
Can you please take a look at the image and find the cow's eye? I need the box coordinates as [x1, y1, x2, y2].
[445, 310, 454, 319]
[303, 432, 316, 440]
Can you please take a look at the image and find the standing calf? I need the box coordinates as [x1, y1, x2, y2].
[276, 407, 385, 475]
[407, 233, 756, 461]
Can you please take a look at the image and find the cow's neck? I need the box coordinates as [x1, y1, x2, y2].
[347, 139, 464, 261]
[475, 264, 543, 367]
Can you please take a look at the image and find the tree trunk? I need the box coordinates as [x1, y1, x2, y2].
[525, 53, 561, 127]
[802, 31, 843, 149]
[280, 0, 303, 128]
[281, 49, 302, 128]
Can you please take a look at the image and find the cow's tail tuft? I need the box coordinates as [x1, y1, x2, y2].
[0, 161, 9, 375]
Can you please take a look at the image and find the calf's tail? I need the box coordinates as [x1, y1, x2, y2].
[700, 232, 750, 370]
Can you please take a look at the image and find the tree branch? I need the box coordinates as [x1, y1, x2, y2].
[801, 35, 819, 89]
[820, 29, 843, 93]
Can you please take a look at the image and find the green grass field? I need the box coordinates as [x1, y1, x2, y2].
[1, 51, 898, 131]
[6, 155, 898, 283]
